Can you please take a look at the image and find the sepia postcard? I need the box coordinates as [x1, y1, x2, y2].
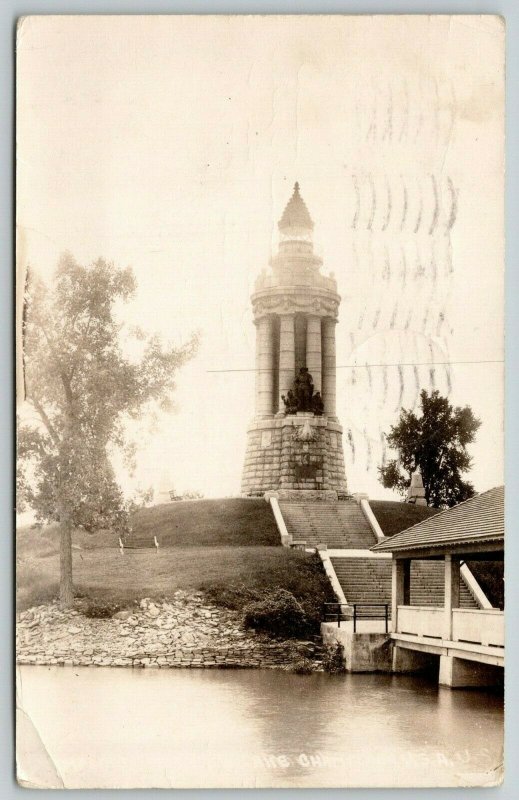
[16, 14, 505, 789]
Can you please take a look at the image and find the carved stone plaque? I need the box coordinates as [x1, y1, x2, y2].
[295, 463, 318, 480]
[261, 431, 272, 448]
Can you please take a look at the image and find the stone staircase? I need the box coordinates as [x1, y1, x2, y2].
[279, 500, 377, 549]
[330, 558, 391, 604]
[275, 499, 480, 611]
[330, 557, 478, 609]
[409, 561, 477, 607]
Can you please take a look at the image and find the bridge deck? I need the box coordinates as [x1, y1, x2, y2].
[393, 605, 504, 667]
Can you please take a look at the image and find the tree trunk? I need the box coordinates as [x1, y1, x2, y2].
[58, 407, 75, 607]
[58, 502, 74, 607]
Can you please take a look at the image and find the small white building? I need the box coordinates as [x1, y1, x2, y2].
[372, 486, 504, 687]
[155, 471, 181, 504]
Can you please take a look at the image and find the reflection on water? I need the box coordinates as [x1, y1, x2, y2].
[18, 666, 503, 788]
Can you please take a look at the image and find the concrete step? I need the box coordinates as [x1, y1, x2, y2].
[279, 500, 377, 550]
[278, 501, 479, 610]
[330, 557, 478, 609]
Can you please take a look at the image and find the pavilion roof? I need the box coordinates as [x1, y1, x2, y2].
[371, 486, 504, 555]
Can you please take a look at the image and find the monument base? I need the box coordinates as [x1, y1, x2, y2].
[241, 412, 347, 496]
[265, 489, 339, 501]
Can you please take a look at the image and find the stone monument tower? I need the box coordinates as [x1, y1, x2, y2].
[241, 183, 347, 499]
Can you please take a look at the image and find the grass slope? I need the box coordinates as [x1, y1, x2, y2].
[16, 499, 333, 616]
[131, 498, 280, 547]
[17, 543, 332, 612]
[20, 496, 500, 614]
[370, 500, 439, 536]
[129, 498, 441, 546]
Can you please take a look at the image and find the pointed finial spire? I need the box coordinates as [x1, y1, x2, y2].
[278, 182, 314, 232]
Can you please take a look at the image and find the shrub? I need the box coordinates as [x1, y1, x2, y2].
[200, 552, 335, 624]
[202, 583, 261, 610]
[242, 589, 310, 638]
[82, 599, 121, 619]
[290, 657, 316, 674]
[322, 642, 346, 674]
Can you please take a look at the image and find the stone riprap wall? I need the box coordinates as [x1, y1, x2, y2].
[241, 414, 347, 497]
[17, 593, 319, 670]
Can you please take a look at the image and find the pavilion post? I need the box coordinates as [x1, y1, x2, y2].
[392, 557, 410, 633]
[443, 554, 460, 641]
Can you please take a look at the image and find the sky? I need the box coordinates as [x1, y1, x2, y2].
[17, 14, 504, 500]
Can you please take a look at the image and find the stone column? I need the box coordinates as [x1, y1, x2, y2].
[294, 315, 306, 375]
[255, 316, 274, 417]
[443, 554, 460, 641]
[278, 314, 295, 413]
[321, 317, 337, 416]
[306, 315, 322, 392]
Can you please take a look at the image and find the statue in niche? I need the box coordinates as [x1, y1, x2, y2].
[281, 389, 298, 415]
[282, 367, 321, 414]
[296, 367, 314, 410]
[312, 391, 324, 416]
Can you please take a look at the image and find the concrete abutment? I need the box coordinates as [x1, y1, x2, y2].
[392, 644, 437, 674]
[321, 623, 392, 673]
[438, 655, 503, 689]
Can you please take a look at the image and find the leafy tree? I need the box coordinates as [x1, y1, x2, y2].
[181, 490, 205, 500]
[378, 389, 481, 508]
[130, 486, 155, 510]
[18, 253, 198, 605]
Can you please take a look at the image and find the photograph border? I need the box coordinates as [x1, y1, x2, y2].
[3, 1, 517, 798]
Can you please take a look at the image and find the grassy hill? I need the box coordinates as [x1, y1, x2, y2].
[16, 498, 333, 615]
[129, 498, 440, 546]
[370, 500, 440, 536]
[16, 498, 440, 613]
[18, 495, 501, 613]
[131, 498, 280, 547]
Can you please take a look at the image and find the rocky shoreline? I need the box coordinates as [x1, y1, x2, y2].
[17, 591, 321, 670]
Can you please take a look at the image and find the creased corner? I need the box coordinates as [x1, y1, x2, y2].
[16, 16, 31, 47]
[457, 759, 504, 788]
[16, 703, 65, 789]
[485, 759, 505, 787]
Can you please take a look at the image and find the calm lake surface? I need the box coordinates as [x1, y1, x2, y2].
[17, 665, 503, 788]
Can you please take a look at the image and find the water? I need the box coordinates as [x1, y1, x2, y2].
[17, 666, 503, 788]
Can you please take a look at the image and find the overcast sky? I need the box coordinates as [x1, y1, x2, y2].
[17, 15, 504, 500]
